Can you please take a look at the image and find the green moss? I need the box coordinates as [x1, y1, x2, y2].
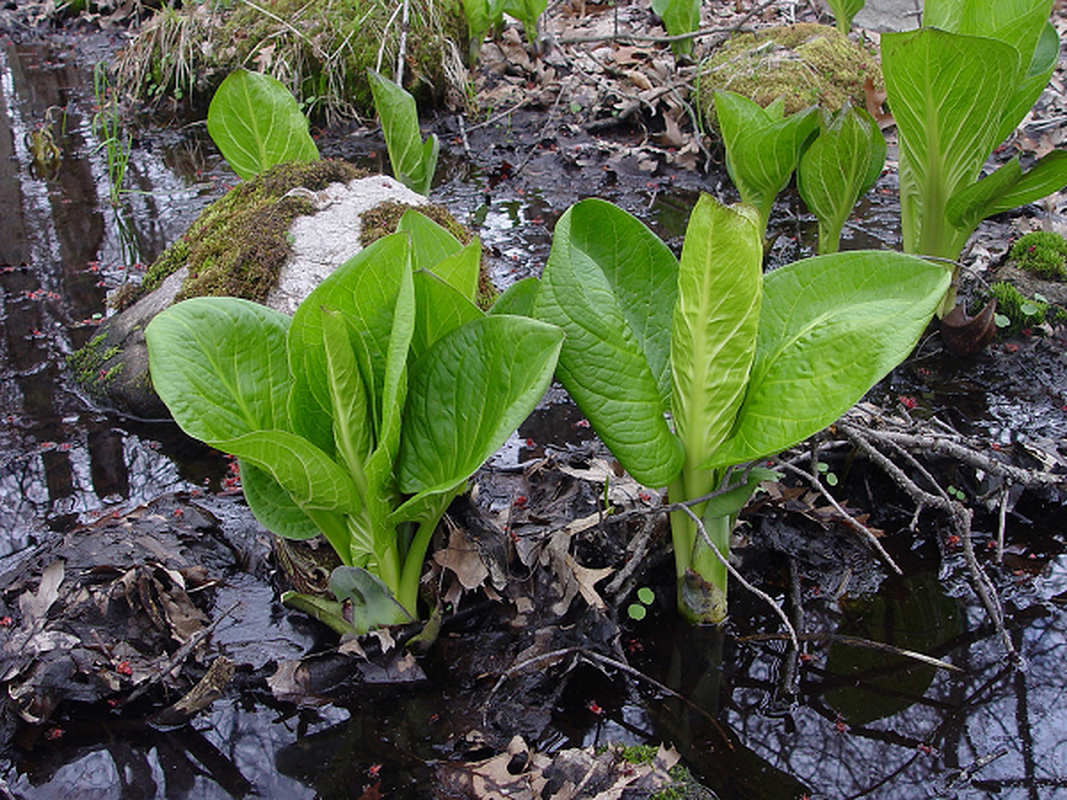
[1007, 230, 1067, 280]
[141, 160, 367, 304]
[699, 23, 881, 128]
[116, 0, 467, 120]
[989, 281, 1067, 333]
[67, 332, 123, 398]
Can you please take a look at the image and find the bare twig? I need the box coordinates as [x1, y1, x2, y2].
[839, 422, 1020, 664]
[739, 632, 965, 675]
[779, 460, 903, 575]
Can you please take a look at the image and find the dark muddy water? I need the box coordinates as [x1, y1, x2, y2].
[2, 30, 1067, 800]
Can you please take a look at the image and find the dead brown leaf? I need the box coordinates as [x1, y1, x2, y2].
[864, 77, 893, 129]
[434, 523, 490, 592]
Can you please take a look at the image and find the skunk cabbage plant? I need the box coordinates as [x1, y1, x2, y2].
[652, 0, 701, 58]
[146, 212, 563, 634]
[207, 69, 320, 180]
[714, 90, 820, 238]
[536, 196, 951, 623]
[797, 103, 886, 254]
[882, 0, 1067, 311]
[368, 70, 439, 195]
[825, 0, 865, 33]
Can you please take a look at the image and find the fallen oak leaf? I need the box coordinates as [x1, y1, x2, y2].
[565, 555, 614, 611]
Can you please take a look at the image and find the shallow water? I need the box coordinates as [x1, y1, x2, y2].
[2, 30, 1066, 800]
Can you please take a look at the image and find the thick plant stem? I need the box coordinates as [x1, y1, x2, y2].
[669, 471, 729, 625]
[397, 518, 437, 615]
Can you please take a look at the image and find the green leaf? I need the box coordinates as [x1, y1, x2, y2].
[535, 199, 684, 487]
[923, 0, 1055, 145]
[397, 209, 462, 272]
[329, 566, 414, 633]
[825, 0, 865, 33]
[146, 297, 292, 443]
[206, 69, 319, 181]
[464, 0, 507, 60]
[240, 460, 322, 540]
[321, 307, 372, 492]
[881, 28, 1021, 258]
[651, 0, 700, 57]
[218, 430, 361, 515]
[397, 315, 563, 497]
[797, 104, 886, 254]
[288, 233, 412, 453]
[367, 69, 437, 195]
[411, 268, 483, 361]
[715, 90, 820, 234]
[430, 239, 483, 303]
[502, 0, 546, 41]
[707, 251, 952, 468]
[700, 467, 780, 519]
[946, 151, 1067, 234]
[671, 196, 762, 467]
[490, 277, 540, 317]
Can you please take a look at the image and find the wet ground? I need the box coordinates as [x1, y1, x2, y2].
[2, 4, 1067, 799]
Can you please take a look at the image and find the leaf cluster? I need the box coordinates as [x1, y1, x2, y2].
[145, 211, 562, 632]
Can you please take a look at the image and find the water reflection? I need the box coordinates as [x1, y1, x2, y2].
[0, 37, 220, 548]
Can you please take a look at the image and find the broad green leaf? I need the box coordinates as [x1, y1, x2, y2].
[218, 430, 361, 515]
[146, 297, 291, 443]
[321, 308, 372, 493]
[923, 0, 1056, 146]
[797, 104, 886, 254]
[946, 152, 1067, 235]
[1000, 21, 1060, 145]
[206, 69, 319, 181]
[367, 69, 437, 195]
[411, 268, 483, 361]
[288, 233, 411, 453]
[397, 315, 563, 496]
[825, 0, 865, 33]
[652, 0, 700, 57]
[706, 251, 951, 468]
[489, 276, 540, 317]
[670, 196, 762, 468]
[715, 90, 819, 234]
[240, 460, 322, 541]
[535, 199, 683, 487]
[881, 28, 1021, 258]
[502, 0, 546, 41]
[398, 209, 462, 272]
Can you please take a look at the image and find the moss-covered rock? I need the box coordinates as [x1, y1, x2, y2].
[1007, 230, 1067, 281]
[140, 160, 368, 306]
[699, 23, 881, 128]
